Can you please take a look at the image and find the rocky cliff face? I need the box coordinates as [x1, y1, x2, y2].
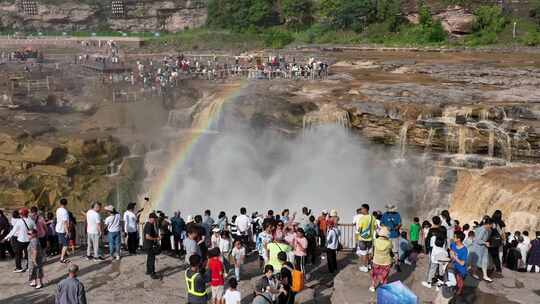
[450, 165, 540, 232]
[0, 131, 144, 216]
[0, 0, 206, 32]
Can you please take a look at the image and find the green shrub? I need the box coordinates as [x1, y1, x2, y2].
[521, 30, 540, 46]
[319, 0, 375, 31]
[282, 0, 314, 30]
[263, 28, 295, 48]
[474, 6, 507, 33]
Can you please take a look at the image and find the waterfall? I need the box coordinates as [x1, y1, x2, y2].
[445, 127, 456, 153]
[399, 122, 410, 158]
[425, 128, 435, 153]
[302, 105, 350, 132]
[488, 129, 495, 158]
[480, 109, 489, 121]
[458, 127, 468, 155]
[106, 161, 120, 176]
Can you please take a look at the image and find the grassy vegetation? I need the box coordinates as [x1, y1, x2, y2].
[144, 29, 265, 51]
[2, 0, 540, 50]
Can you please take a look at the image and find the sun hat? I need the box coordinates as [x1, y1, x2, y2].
[186, 215, 194, 223]
[322, 210, 328, 214]
[385, 204, 398, 212]
[104, 205, 114, 212]
[378, 226, 390, 238]
[212, 227, 220, 233]
[330, 209, 338, 217]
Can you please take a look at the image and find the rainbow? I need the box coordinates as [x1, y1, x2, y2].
[146, 81, 248, 213]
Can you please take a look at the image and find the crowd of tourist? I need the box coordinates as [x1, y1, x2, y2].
[75, 52, 330, 91]
[1, 198, 540, 304]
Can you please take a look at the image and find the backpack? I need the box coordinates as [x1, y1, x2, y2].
[441, 269, 457, 299]
[284, 265, 304, 293]
[359, 215, 374, 239]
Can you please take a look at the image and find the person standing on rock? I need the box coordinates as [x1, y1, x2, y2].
[236, 207, 252, 250]
[56, 198, 71, 263]
[185, 254, 211, 304]
[143, 212, 160, 279]
[86, 202, 104, 261]
[104, 205, 121, 260]
[469, 217, 493, 282]
[325, 221, 340, 274]
[489, 210, 506, 275]
[123, 203, 139, 255]
[370, 226, 393, 293]
[55, 263, 87, 304]
[357, 203, 376, 273]
[381, 204, 402, 272]
[30, 206, 48, 250]
[2, 208, 35, 272]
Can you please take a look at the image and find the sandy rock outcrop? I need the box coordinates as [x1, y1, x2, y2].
[435, 6, 476, 35]
[449, 165, 540, 232]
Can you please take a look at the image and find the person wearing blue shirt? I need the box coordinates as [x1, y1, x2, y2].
[450, 231, 468, 296]
[381, 204, 402, 271]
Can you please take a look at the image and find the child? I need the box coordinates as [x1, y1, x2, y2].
[399, 231, 412, 263]
[231, 240, 245, 281]
[208, 248, 225, 304]
[464, 230, 475, 248]
[211, 228, 221, 249]
[433, 257, 457, 304]
[292, 228, 308, 272]
[219, 231, 232, 263]
[28, 229, 44, 289]
[450, 231, 468, 296]
[67, 212, 77, 255]
[223, 278, 241, 304]
[410, 217, 421, 251]
[46, 212, 58, 256]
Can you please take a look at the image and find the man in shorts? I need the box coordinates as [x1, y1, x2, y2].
[357, 203, 376, 273]
[55, 199, 70, 263]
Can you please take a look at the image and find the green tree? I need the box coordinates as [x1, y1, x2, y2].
[282, 0, 314, 30]
[376, 0, 401, 31]
[474, 6, 506, 33]
[207, 0, 279, 31]
[319, 0, 375, 31]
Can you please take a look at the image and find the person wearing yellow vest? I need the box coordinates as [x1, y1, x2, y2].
[266, 239, 292, 272]
[186, 254, 211, 304]
[357, 203, 377, 273]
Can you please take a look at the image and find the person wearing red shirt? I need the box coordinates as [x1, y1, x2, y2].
[208, 248, 225, 304]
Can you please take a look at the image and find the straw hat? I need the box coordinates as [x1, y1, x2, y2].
[378, 226, 390, 238]
[330, 209, 338, 217]
[104, 205, 114, 212]
[385, 204, 398, 212]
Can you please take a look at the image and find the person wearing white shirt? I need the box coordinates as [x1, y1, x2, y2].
[123, 203, 139, 254]
[236, 207, 251, 248]
[56, 198, 71, 263]
[3, 208, 35, 272]
[86, 202, 104, 260]
[104, 205, 121, 260]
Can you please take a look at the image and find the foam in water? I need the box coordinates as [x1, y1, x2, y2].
[155, 123, 417, 218]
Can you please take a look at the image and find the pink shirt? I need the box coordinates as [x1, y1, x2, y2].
[293, 236, 308, 257]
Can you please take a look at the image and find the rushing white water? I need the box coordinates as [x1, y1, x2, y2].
[156, 123, 418, 218]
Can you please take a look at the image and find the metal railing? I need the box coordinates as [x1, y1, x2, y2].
[73, 222, 357, 249]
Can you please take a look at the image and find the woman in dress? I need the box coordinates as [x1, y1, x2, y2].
[489, 210, 506, 274]
[469, 217, 493, 282]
